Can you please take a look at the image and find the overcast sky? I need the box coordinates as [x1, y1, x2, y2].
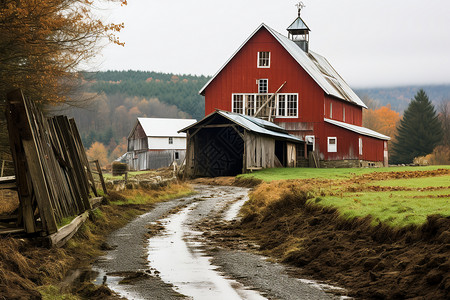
[95, 0, 450, 88]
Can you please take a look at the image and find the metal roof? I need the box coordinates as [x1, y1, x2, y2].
[199, 23, 367, 109]
[179, 110, 304, 143]
[324, 118, 390, 140]
[133, 117, 197, 138]
[287, 17, 310, 32]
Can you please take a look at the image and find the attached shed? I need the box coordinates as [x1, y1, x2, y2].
[127, 117, 197, 170]
[179, 110, 303, 178]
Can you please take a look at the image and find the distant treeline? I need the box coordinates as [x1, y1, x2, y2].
[355, 84, 450, 112]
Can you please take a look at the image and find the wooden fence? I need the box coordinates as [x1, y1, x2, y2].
[1, 89, 101, 236]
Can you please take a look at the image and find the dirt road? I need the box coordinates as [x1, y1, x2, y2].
[94, 185, 345, 299]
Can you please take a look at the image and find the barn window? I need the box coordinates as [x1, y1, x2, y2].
[287, 94, 298, 117]
[327, 137, 337, 152]
[343, 107, 346, 122]
[175, 152, 179, 160]
[258, 79, 268, 94]
[278, 95, 286, 116]
[232, 94, 244, 114]
[168, 137, 173, 144]
[258, 51, 270, 68]
[246, 95, 255, 116]
[330, 102, 333, 118]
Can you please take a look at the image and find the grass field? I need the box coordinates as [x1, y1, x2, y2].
[240, 166, 450, 227]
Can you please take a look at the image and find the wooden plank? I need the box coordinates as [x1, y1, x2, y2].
[18, 92, 58, 234]
[5, 90, 37, 233]
[48, 211, 89, 248]
[89, 197, 103, 209]
[0, 228, 26, 235]
[69, 119, 99, 197]
[93, 160, 108, 195]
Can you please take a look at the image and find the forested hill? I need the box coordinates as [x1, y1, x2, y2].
[355, 84, 450, 112]
[85, 70, 209, 120]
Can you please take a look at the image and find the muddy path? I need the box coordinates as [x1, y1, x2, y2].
[94, 185, 344, 299]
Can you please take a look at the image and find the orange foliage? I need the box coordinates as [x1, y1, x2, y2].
[0, 0, 126, 104]
[86, 141, 109, 167]
[363, 104, 401, 139]
[414, 145, 450, 166]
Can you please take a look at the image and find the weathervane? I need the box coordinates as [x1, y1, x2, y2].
[296, 1, 306, 17]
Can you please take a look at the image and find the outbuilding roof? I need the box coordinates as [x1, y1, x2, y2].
[179, 110, 304, 143]
[130, 117, 197, 139]
[199, 23, 367, 109]
[324, 118, 390, 140]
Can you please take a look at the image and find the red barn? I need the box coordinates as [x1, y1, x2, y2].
[200, 13, 389, 168]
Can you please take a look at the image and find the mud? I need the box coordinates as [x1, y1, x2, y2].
[235, 190, 450, 299]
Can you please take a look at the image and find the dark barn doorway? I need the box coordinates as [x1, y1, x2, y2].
[192, 126, 244, 177]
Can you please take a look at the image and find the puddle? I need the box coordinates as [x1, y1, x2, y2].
[147, 203, 266, 300]
[223, 195, 248, 221]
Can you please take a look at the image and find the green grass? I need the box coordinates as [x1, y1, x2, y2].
[314, 189, 450, 227]
[239, 165, 450, 181]
[245, 165, 450, 227]
[371, 176, 450, 188]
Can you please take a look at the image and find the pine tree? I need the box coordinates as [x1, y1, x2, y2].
[391, 89, 443, 164]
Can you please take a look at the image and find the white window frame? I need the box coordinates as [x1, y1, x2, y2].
[232, 94, 244, 114]
[231, 93, 298, 118]
[168, 137, 173, 144]
[258, 79, 268, 94]
[327, 137, 337, 153]
[359, 137, 363, 155]
[257, 51, 270, 68]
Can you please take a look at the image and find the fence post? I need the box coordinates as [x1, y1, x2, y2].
[94, 160, 108, 195]
[1, 160, 4, 177]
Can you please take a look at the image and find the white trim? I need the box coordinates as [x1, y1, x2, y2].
[324, 118, 391, 140]
[359, 137, 363, 155]
[257, 51, 271, 68]
[258, 78, 268, 93]
[327, 137, 337, 153]
[231, 93, 299, 118]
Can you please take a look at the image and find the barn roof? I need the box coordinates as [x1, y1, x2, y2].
[179, 110, 304, 143]
[129, 117, 197, 139]
[287, 16, 310, 32]
[324, 118, 390, 140]
[199, 23, 367, 109]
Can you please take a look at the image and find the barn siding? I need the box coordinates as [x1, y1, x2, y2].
[245, 133, 275, 169]
[204, 27, 326, 124]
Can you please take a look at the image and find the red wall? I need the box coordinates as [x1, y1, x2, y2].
[324, 95, 363, 126]
[316, 123, 386, 162]
[204, 27, 326, 124]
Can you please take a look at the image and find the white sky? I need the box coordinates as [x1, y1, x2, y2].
[94, 0, 450, 88]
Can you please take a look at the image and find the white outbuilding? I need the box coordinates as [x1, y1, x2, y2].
[126, 117, 197, 170]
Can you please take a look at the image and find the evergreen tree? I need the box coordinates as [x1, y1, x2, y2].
[391, 89, 443, 164]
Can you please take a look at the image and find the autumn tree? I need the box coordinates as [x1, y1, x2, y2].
[0, 0, 126, 155]
[86, 141, 109, 167]
[363, 104, 401, 138]
[391, 89, 443, 164]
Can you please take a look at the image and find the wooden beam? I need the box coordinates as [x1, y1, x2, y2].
[254, 81, 287, 118]
[48, 211, 89, 248]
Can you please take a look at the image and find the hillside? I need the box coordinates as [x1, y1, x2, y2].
[60, 70, 449, 160]
[355, 84, 450, 112]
